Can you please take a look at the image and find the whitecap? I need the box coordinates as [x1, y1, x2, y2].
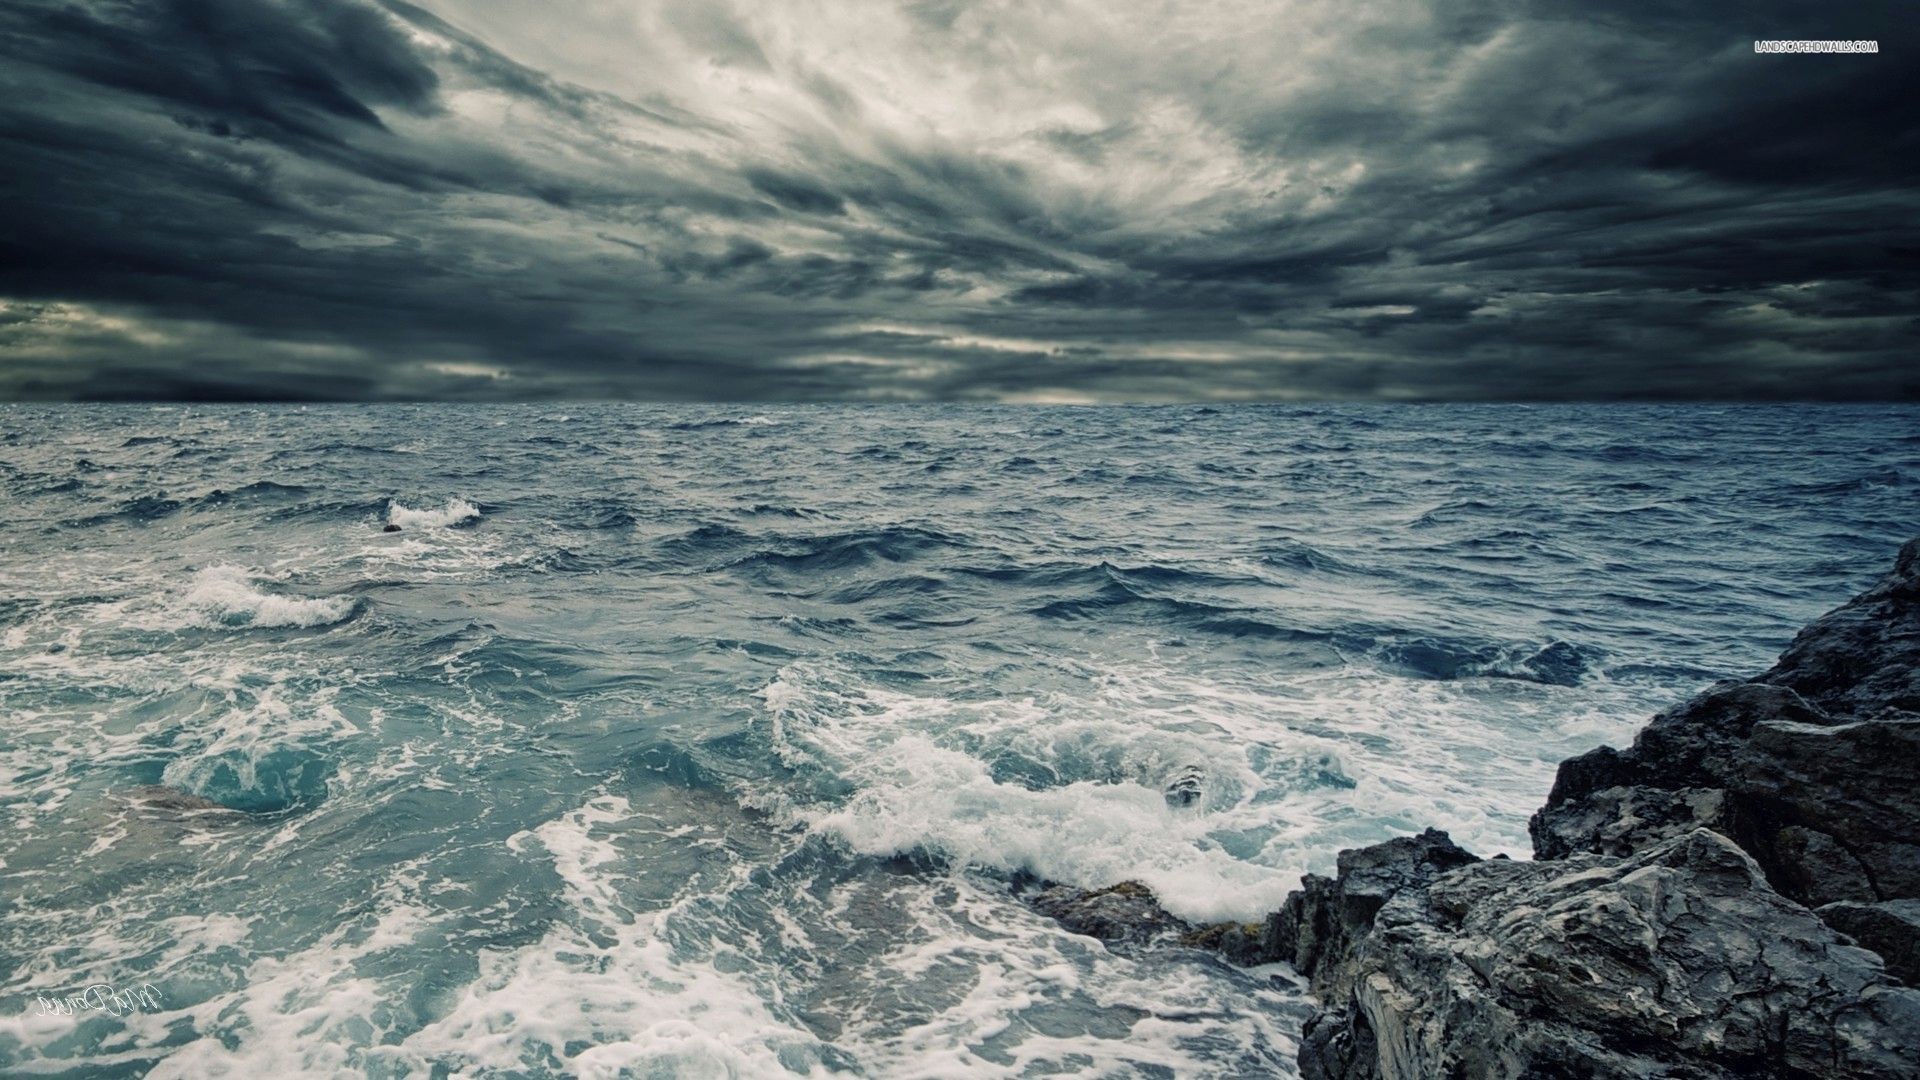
[385, 498, 480, 529]
[180, 567, 355, 629]
[808, 736, 1293, 924]
[760, 663, 1303, 924]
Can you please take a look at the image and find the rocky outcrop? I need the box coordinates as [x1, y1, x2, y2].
[1264, 829, 1480, 1001]
[1027, 881, 1189, 946]
[1532, 539, 1920, 910]
[1820, 900, 1920, 986]
[1297, 828, 1920, 1079]
[1277, 540, 1920, 1078]
[1031, 541, 1920, 1078]
[1022, 879, 1279, 962]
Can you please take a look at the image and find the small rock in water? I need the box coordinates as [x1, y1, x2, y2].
[1029, 881, 1188, 946]
[383, 523, 402, 532]
[1164, 764, 1205, 808]
[121, 785, 240, 818]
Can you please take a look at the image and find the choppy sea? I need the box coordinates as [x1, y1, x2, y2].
[1, 403, 1915, 1077]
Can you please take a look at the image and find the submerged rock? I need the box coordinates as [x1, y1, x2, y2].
[1163, 764, 1206, 808]
[121, 784, 237, 817]
[1023, 880, 1272, 964]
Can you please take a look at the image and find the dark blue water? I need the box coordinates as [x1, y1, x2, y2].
[1, 403, 1914, 1076]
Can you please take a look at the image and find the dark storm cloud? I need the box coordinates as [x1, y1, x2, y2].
[0, 0, 1916, 401]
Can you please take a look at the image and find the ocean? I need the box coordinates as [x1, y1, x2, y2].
[1, 403, 1915, 1077]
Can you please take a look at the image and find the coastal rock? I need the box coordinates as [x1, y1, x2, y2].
[1024, 880, 1275, 965]
[1819, 900, 1920, 986]
[1282, 540, 1920, 1077]
[1033, 542, 1920, 1078]
[1530, 783, 1731, 861]
[1733, 715, 1920, 906]
[1294, 829, 1920, 1080]
[1760, 538, 1920, 718]
[1266, 828, 1479, 1002]
[1530, 539, 1920, 912]
[1028, 881, 1188, 946]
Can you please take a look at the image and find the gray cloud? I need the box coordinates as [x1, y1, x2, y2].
[1, 0, 1915, 401]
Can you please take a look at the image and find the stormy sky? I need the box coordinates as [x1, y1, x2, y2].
[1, 0, 1915, 402]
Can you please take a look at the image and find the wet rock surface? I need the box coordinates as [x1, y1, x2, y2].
[1029, 540, 1920, 1078]
[1264, 829, 1479, 1002]
[1297, 829, 1920, 1079]
[1533, 540, 1920, 908]
[1820, 899, 1920, 986]
[1285, 540, 1920, 1078]
[1027, 881, 1190, 947]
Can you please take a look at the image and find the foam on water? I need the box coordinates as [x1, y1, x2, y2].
[178, 566, 358, 629]
[762, 663, 1291, 922]
[1, 402, 1914, 1077]
[386, 497, 481, 529]
[390, 796, 839, 1078]
[760, 655, 1664, 923]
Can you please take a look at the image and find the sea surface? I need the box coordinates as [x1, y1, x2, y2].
[1, 403, 1915, 1077]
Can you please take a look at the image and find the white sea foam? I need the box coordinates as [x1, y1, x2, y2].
[811, 736, 1290, 924]
[385, 497, 480, 529]
[180, 566, 356, 629]
[141, 897, 434, 1079]
[392, 796, 839, 1077]
[759, 656, 1661, 925]
[763, 663, 1306, 922]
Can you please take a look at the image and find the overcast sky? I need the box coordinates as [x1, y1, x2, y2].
[1, 0, 1915, 401]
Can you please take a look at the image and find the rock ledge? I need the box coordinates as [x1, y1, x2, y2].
[1031, 540, 1920, 1078]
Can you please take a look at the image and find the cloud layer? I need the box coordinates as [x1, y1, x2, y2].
[2, 0, 1916, 400]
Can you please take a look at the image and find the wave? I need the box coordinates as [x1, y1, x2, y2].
[756, 662, 1327, 924]
[1361, 636, 1602, 686]
[808, 742, 1293, 923]
[387, 498, 482, 529]
[721, 526, 968, 575]
[664, 415, 780, 431]
[64, 493, 184, 526]
[188, 481, 311, 509]
[162, 745, 334, 814]
[181, 567, 358, 629]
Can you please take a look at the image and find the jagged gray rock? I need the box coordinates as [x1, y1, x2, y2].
[1023, 879, 1276, 962]
[1820, 899, 1920, 986]
[1735, 714, 1920, 906]
[1296, 829, 1920, 1080]
[1281, 540, 1920, 1078]
[1533, 538, 1920, 911]
[1761, 538, 1920, 719]
[1027, 880, 1188, 946]
[1265, 829, 1479, 1001]
[1028, 541, 1920, 1077]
